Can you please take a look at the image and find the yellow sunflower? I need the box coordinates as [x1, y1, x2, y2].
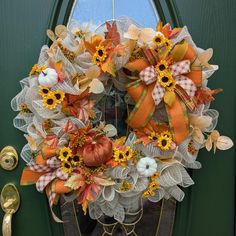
[163, 39, 172, 52]
[161, 130, 172, 139]
[143, 189, 154, 197]
[120, 180, 133, 192]
[113, 148, 127, 164]
[124, 146, 133, 160]
[61, 161, 73, 173]
[155, 60, 169, 74]
[157, 133, 172, 150]
[39, 85, 50, 97]
[165, 80, 176, 91]
[152, 33, 166, 47]
[52, 90, 65, 104]
[151, 172, 161, 180]
[158, 70, 174, 88]
[20, 103, 30, 113]
[42, 93, 57, 110]
[29, 64, 47, 76]
[71, 154, 82, 166]
[148, 131, 159, 141]
[149, 181, 159, 190]
[92, 45, 107, 66]
[59, 147, 72, 162]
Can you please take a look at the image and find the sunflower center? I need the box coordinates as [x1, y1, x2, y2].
[63, 151, 68, 157]
[55, 93, 61, 100]
[161, 139, 167, 146]
[43, 89, 49, 94]
[159, 64, 166, 71]
[162, 76, 169, 83]
[126, 151, 129, 156]
[119, 154, 124, 159]
[97, 49, 104, 56]
[155, 37, 161, 43]
[73, 155, 80, 162]
[64, 163, 70, 169]
[47, 99, 54, 105]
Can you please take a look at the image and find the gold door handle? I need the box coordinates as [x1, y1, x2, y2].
[1, 184, 20, 236]
[0, 146, 18, 171]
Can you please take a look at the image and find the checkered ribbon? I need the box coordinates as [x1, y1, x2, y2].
[139, 60, 196, 108]
[27, 158, 68, 193]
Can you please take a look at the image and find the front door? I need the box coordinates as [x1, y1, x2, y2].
[0, 1, 73, 235]
[0, 1, 235, 236]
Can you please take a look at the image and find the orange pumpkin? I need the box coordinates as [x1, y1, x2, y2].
[82, 135, 113, 167]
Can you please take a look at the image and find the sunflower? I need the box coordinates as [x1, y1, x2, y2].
[143, 189, 154, 197]
[158, 70, 174, 88]
[124, 146, 133, 160]
[157, 133, 172, 150]
[39, 85, 50, 97]
[92, 45, 107, 66]
[42, 93, 57, 110]
[29, 64, 47, 76]
[152, 33, 166, 47]
[61, 161, 73, 173]
[120, 180, 133, 192]
[161, 130, 172, 139]
[71, 154, 82, 166]
[20, 103, 30, 113]
[165, 80, 176, 91]
[163, 39, 172, 52]
[59, 147, 72, 162]
[151, 172, 161, 180]
[149, 181, 159, 190]
[52, 90, 65, 104]
[148, 131, 159, 141]
[113, 148, 127, 164]
[155, 60, 169, 74]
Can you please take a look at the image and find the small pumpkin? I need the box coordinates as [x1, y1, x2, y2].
[38, 68, 58, 87]
[82, 135, 113, 167]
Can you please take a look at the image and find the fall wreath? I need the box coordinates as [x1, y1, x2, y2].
[12, 17, 233, 223]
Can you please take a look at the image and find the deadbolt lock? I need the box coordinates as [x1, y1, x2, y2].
[0, 146, 18, 171]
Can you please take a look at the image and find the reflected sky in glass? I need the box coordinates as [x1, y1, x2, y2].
[70, 0, 159, 29]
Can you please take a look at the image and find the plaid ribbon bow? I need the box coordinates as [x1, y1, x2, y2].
[27, 156, 68, 192]
[139, 60, 197, 110]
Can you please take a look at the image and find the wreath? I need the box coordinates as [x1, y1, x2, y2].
[12, 17, 233, 223]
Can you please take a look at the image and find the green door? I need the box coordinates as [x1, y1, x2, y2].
[0, 1, 73, 235]
[0, 0, 234, 236]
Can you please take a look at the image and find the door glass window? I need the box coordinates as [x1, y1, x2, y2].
[69, 0, 159, 28]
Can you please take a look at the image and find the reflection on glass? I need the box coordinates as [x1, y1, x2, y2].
[69, 0, 159, 28]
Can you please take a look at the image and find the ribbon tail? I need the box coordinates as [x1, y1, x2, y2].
[166, 97, 190, 144]
[46, 186, 64, 223]
[127, 81, 155, 128]
[174, 84, 196, 112]
[20, 167, 47, 186]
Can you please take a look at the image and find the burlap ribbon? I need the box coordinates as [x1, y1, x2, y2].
[126, 40, 202, 144]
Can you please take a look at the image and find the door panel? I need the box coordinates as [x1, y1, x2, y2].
[0, 1, 72, 235]
[171, 1, 236, 236]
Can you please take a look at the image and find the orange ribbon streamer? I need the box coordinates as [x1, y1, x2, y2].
[127, 80, 155, 128]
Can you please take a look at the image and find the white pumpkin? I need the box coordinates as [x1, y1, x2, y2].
[38, 68, 58, 87]
[137, 157, 157, 177]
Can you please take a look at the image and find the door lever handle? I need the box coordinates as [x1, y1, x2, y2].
[1, 184, 20, 236]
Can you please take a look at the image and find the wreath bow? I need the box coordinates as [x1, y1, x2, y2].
[139, 60, 197, 110]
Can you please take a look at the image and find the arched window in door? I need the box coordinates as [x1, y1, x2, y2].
[69, 0, 159, 28]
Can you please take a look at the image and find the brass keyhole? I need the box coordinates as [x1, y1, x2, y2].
[0, 146, 18, 171]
